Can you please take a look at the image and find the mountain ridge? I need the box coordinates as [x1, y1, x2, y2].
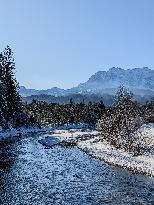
[20, 67, 154, 97]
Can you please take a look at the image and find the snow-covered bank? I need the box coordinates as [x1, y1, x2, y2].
[51, 129, 98, 142]
[38, 123, 154, 176]
[38, 128, 99, 147]
[1, 122, 154, 177]
[0, 123, 94, 142]
[78, 124, 154, 177]
[0, 127, 52, 141]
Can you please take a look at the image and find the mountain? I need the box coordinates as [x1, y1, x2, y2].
[20, 67, 154, 97]
[68, 67, 154, 95]
[20, 86, 66, 97]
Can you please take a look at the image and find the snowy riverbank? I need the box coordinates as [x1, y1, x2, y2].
[0, 123, 93, 141]
[1, 123, 154, 176]
[38, 123, 154, 176]
[78, 123, 154, 176]
[0, 127, 52, 141]
[38, 126, 98, 147]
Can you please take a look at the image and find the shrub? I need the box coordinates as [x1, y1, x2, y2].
[97, 86, 144, 155]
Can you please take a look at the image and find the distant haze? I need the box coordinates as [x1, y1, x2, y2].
[0, 0, 154, 89]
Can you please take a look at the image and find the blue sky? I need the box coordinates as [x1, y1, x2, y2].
[0, 0, 154, 89]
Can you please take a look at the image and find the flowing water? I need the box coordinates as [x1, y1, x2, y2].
[0, 133, 154, 205]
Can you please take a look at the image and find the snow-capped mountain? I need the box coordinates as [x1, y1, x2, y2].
[20, 67, 154, 97]
[68, 67, 154, 95]
[20, 86, 65, 97]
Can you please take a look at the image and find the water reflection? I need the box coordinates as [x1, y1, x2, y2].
[0, 133, 154, 205]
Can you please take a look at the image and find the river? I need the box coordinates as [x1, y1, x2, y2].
[0, 132, 154, 205]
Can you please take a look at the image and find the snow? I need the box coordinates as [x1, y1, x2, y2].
[0, 127, 52, 141]
[78, 123, 154, 176]
[38, 128, 98, 148]
[0, 123, 93, 142]
[135, 123, 154, 152]
[38, 123, 154, 176]
[51, 129, 98, 142]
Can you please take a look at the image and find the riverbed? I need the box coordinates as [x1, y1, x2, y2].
[0, 132, 154, 205]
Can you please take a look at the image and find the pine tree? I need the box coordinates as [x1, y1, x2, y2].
[0, 46, 22, 127]
[0, 80, 6, 127]
[0, 53, 7, 127]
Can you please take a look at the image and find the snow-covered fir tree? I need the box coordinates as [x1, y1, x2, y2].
[0, 46, 22, 128]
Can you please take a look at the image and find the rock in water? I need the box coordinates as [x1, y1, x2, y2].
[38, 136, 60, 147]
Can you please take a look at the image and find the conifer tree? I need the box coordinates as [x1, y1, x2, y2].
[0, 46, 22, 127]
[0, 79, 6, 127]
[0, 53, 7, 127]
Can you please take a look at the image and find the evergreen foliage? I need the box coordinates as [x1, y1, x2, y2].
[24, 100, 106, 127]
[0, 46, 23, 128]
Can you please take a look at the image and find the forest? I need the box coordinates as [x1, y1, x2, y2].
[23, 94, 153, 127]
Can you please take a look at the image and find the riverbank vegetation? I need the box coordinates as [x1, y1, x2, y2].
[97, 86, 150, 155]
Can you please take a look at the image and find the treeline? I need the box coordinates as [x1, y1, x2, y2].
[23, 92, 153, 129]
[22, 92, 152, 106]
[23, 93, 115, 106]
[23, 100, 106, 127]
